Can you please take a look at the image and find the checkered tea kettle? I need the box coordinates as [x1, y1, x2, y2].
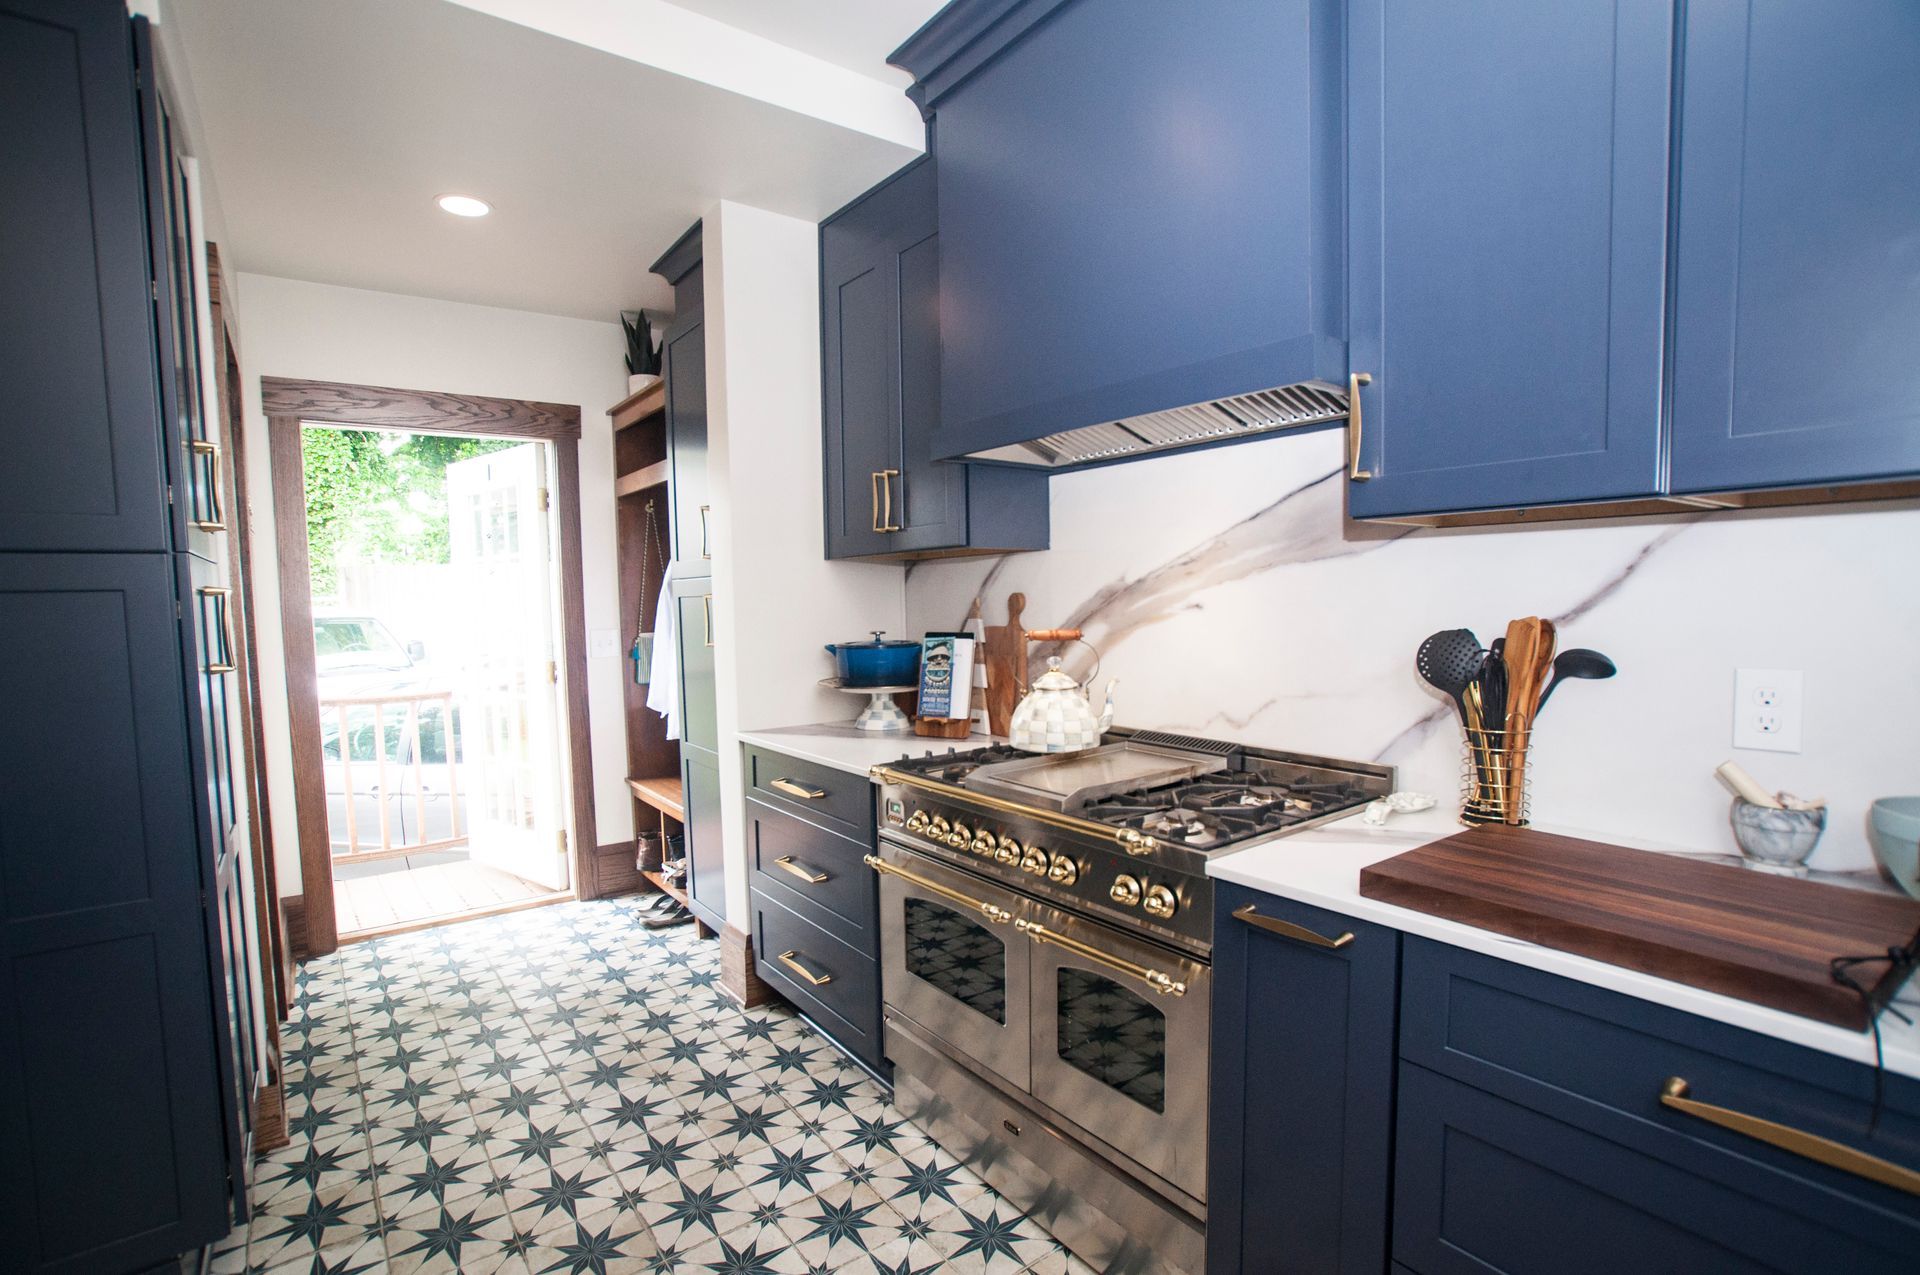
[1008, 655, 1118, 754]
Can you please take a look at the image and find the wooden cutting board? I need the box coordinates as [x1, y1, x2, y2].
[1358, 825, 1920, 1029]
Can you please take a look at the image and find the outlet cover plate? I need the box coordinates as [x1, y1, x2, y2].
[1732, 667, 1803, 753]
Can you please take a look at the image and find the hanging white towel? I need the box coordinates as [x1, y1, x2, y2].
[645, 562, 680, 739]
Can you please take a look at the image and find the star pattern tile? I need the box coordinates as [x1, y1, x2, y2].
[214, 898, 1081, 1272]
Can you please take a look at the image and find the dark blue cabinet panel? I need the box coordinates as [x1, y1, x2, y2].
[0, 0, 168, 553]
[682, 747, 726, 931]
[1346, 0, 1674, 518]
[664, 305, 711, 577]
[673, 579, 716, 755]
[1208, 882, 1398, 1275]
[1669, 1, 1920, 493]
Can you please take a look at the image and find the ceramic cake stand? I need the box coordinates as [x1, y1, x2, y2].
[820, 677, 916, 732]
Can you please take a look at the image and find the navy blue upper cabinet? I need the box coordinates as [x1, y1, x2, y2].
[1668, 1, 1920, 494]
[1346, 0, 1674, 518]
[894, 0, 1346, 462]
[652, 224, 712, 578]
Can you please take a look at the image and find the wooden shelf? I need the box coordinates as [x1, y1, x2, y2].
[627, 774, 684, 821]
[609, 381, 666, 430]
[641, 869, 690, 908]
[615, 459, 669, 499]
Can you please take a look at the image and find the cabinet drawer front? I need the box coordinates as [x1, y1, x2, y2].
[1394, 1062, 1913, 1275]
[1400, 939, 1920, 1241]
[752, 892, 883, 1072]
[744, 746, 874, 841]
[748, 800, 877, 950]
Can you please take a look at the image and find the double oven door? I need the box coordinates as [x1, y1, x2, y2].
[873, 839, 1210, 1202]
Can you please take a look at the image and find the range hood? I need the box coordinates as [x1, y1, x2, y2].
[962, 378, 1353, 470]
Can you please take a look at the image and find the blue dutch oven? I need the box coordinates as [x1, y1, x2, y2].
[825, 631, 921, 688]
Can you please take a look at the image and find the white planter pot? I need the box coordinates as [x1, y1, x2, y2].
[628, 373, 661, 395]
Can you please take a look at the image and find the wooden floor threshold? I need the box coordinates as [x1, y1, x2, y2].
[336, 890, 574, 946]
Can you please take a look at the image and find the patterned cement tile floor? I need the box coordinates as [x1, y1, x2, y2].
[215, 898, 1095, 1275]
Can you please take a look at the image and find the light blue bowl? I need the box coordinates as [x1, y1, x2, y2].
[1869, 797, 1920, 901]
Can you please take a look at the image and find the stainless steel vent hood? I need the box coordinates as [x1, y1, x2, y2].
[962, 378, 1354, 470]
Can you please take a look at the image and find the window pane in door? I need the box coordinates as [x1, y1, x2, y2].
[1057, 967, 1166, 1113]
[904, 897, 1006, 1023]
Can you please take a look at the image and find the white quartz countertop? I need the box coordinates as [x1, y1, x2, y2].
[736, 723, 998, 777]
[1208, 809, 1920, 1080]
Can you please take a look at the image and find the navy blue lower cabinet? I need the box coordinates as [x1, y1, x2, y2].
[681, 747, 726, 932]
[1208, 882, 1399, 1275]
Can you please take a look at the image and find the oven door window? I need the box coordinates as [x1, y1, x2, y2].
[904, 897, 1008, 1024]
[1055, 967, 1166, 1113]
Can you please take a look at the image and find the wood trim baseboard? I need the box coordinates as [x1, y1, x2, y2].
[590, 840, 648, 899]
[281, 894, 310, 963]
[720, 923, 776, 1010]
[251, 1071, 289, 1155]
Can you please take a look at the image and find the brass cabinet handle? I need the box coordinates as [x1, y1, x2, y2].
[188, 439, 227, 531]
[773, 855, 828, 885]
[1347, 371, 1374, 481]
[878, 468, 901, 533]
[864, 853, 1015, 925]
[1660, 1077, 1920, 1198]
[1234, 903, 1353, 950]
[870, 471, 883, 533]
[770, 778, 826, 800]
[702, 594, 713, 648]
[699, 504, 711, 559]
[1014, 917, 1187, 997]
[777, 950, 833, 987]
[199, 585, 236, 674]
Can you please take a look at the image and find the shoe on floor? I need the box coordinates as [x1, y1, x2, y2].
[641, 902, 694, 929]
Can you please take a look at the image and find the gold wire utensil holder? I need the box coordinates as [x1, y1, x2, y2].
[1460, 725, 1532, 826]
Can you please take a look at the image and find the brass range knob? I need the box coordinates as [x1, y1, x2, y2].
[946, 822, 972, 849]
[971, 830, 999, 856]
[1020, 846, 1050, 876]
[1047, 854, 1079, 886]
[927, 816, 950, 841]
[1142, 885, 1178, 919]
[1110, 874, 1142, 907]
[995, 837, 1022, 866]
[905, 809, 929, 834]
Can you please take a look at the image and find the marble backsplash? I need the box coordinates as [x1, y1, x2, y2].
[904, 428, 1920, 871]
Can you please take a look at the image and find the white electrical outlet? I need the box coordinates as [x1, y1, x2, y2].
[589, 627, 621, 660]
[1732, 668, 1803, 753]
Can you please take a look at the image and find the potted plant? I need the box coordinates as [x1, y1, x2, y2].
[622, 310, 662, 394]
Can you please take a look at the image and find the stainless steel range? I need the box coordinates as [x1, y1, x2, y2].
[867, 728, 1392, 1275]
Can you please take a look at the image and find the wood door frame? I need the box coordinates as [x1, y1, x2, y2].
[263, 376, 595, 957]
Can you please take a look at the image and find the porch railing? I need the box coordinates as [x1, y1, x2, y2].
[322, 690, 467, 863]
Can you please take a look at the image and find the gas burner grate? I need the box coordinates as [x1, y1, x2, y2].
[889, 744, 1032, 786]
[1080, 771, 1374, 849]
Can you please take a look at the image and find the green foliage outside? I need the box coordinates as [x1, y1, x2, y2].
[302, 427, 519, 593]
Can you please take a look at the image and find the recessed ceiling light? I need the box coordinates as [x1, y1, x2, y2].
[436, 194, 491, 218]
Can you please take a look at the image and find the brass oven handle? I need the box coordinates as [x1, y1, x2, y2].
[699, 504, 711, 559]
[702, 594, 714, 648]
[870, 471, 882, 533]
[1660, 1077, 1920, 1197]
[770, 778, 826, 800]
[864, 853, 1014, 925]
[189, 439, 227, 531]
[871, 766, 1160, 857]
[773, 855, 828, 885]
[1014, 918, 1187, 997]
[199, 585, 236, 674]
[1234, 904, 1353, 950]
[777, 950, 833, 987]
[1347, 372, 1374, 481]
[878, 468, 901, 533]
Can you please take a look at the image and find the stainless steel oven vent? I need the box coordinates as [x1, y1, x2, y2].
[965, 379, 1351, 470]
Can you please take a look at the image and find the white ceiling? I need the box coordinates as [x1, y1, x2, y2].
[665, 0, 948, 86]
[166, 0, 937, 321]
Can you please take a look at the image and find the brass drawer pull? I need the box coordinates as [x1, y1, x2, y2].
[199, 585, 236, 674]
[878, 468, 901, 533]
[773, 855, 827, 885]
[1234, 903, 1353, 950]
[870, 471, 883, 533]
[699, 504, 711, 558]
[770, 778, 826, 800]
[776, 950, 832, 987]
[865, 853, 1014, 925]
[1660, 1077, 1920, 1198]
[1346, 371, 1374, 482]
[1014, 918, 1187, 997]
[702, 595, 714, 648]
[188, 439, 227, 531]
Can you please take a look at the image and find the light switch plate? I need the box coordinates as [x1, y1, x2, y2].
[589, 627, 620, 660]
[1732, 668, 1803, 753]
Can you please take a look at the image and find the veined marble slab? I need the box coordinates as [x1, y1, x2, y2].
[737, 723, 997, 777]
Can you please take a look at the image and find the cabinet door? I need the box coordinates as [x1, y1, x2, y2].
[0, 0, 169, 553]
[682, 747, 726, 929]
[665, 307, 711, 576]
[674, 584, 717, 754]
[0, 554, 231, 1269]
[1346, 0, 1674, 518]
[1208, 883, 1398, 1275]
[1669, 1, 1920, 493]
[892, 224, 972, 554]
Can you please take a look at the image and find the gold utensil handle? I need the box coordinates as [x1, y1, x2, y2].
[864, 853, 1014, 925]
[776, 950, 833, 987]
[1014, 918, 1188, 996]
[188, 439, 227, 531]
[1233, 903, 1353, 950]
[878, 468, 901, 532]
[773, 855, 828, 885]
[1660, 1077, 1920, 1197]
[199, 585, 236, 674]
[770, 778, 826, 800]
[1347, 372, 1374, 481]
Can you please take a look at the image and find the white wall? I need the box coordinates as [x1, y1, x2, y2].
[235, 274, 633, 895]
[704, 201, 907, 925]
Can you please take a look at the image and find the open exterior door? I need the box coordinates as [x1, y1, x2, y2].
[445, 444, 569, 892]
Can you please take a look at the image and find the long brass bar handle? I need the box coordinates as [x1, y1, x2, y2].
[199, 585, 236, 674]
[770, 778, 826, 800]
[1014, 918, 1187, 997]
[878, 468, 901, 533]
[702, 595, 714, 648]
[1234, 903, 1353, 950]
[864, 853, 1014, 925]
[870, 471, 882, 533]
[189, 439, 227, 531]
[773, 855, 828, 885]
[777, 950, 833, 987]
[1347, 372, 1374, 482]
[1660, 1078, 1920, 1198]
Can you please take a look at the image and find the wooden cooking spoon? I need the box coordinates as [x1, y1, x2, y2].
[1500, 617, 1556, 823]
